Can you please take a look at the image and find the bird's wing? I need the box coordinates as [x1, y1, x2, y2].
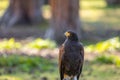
[59, 44, 64, 80]
[77, 43, 84, 79]
[80, 43, 84, 60]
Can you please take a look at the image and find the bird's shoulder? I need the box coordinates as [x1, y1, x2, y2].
[59, 41, 84, 56]
[59, 44, 65, 52]
[78, 42, 84, 60]
[59, 44, 65, 58]
[66, 41, 83, 49]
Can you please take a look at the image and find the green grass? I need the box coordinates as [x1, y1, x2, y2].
[0, 55, 120, 80]
[82, 63, 120, 80]
[25, 38, 56, 50]
[0, 55, 56, 71]
[0, 38, 56, 51]
[0, 38, 21, 50]
[0, 55, 58, 80]
[85, 37, 120, 53]
[95, 54, 120, 67]
[80, 0, 120, 32]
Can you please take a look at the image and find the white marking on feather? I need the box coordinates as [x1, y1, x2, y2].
[73, 76, 77, 80]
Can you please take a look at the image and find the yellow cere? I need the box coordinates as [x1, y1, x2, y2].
[65, 32, 70, 37]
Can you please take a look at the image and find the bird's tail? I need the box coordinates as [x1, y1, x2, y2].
[71, 76, 77, 80]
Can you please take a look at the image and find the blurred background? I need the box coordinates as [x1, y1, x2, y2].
[0, 0, 120, 80]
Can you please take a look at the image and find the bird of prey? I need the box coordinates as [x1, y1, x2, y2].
[59, 30, 84, 80]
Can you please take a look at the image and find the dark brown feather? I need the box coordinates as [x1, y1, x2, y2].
[59, 44, 64, 80]
[59, 31, 84, 80]
[59, 41, 84, 80]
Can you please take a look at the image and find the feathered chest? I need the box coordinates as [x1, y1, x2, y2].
[63, 42, 82, 62]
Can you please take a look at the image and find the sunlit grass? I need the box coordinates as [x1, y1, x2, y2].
[95, 54, 120, 67]
[0, 55, 58, 80]
[80, 0, 106, 21]
[0, 55, 56, 71]
[0, 55, 120, 80]
[0, 0, 8, 9]
[85, 37, 120, 67]
[85, 37, 120, 53]
[80, 0, 120, 31]
[0, 38, 21, 50]
[0, 0, 8, 16]
[25, 38, 56, 50]
[81, 9, 120, 23]
[0, 38, 56, 51]
[0, 76, 22, 80]
[82, 63, 120, 80]
[80, 10, 104, 21]
[80, 0, 107, 9]
[42, 5, 51, 19]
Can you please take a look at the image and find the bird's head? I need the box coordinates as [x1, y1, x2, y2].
[64, 30, 79, 41]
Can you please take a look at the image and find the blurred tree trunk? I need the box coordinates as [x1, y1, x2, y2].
[0, 0, 44, 29]
[106, 0, 120, 6]
[44, 0, 49, 5]
[45, 0, 82, 44]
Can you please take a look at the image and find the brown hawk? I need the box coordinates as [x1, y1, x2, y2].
[59, 30, 84, 80]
